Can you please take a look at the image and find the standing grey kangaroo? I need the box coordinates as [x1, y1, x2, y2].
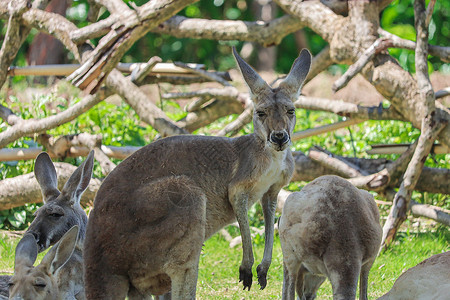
[84, 47, 311, 299]
[279, 175, 382, 300]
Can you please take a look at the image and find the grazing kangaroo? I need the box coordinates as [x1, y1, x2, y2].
[26, 151, 94, 253]
[8, 226, 83, 300]
[279, 175, 382, 300]
[84, 47, 311, 299]
[378, 251, 450, 300]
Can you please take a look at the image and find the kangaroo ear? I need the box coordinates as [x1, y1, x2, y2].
[34, 152, 60, 203]
[279, 49, 312, 100]
[232, 47, 271, 100]
[41, 225, 78, 275]
[14, 233, 38, 271]
[62, 150, 95, 205]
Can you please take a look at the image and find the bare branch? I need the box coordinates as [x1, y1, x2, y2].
[378, 28, 450, 62]
[130, 56, 162, 84]
[292, 118, 362, 141]
[424, 0, 436, 28]
[274, 0, 343, 43]
[20, 8, 81, 61]
[306, 45, 333, 83]
[332, 38, 392, 92]
[435, 87, 450, 99]
[68, 0, 198, 93]
[294, 96, 404, 121]
[154, 15, 303, 47]
[0, 0, 31, 88]
[105, 69, 188, 137]
[216, 105, 253, 137]
[94, 0, 130, 15]
[173, 62, 231, 87]
[177, 99, 244, 133]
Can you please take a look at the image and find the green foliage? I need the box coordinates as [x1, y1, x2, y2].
[381, 0, 450, 73]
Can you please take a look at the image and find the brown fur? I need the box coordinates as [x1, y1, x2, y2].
[378, 251, 450, 300]
[84, 48, 312, 299]
[279, 175, 382, 300]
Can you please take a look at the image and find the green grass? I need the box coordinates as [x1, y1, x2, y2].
[5, 224, 437, 298]
[195, 226, 449, 299]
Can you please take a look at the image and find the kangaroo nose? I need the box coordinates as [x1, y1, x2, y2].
[270, 131, 289, 145]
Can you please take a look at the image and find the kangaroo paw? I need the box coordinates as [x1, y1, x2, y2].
[239, 266, 253, 291]
[256, 264, 268, 290]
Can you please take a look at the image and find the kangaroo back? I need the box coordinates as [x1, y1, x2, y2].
[280, 175, 382, 300]
[378, 251, 450, 300]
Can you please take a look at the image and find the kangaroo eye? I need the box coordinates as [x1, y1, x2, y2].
[256, 111, 266, 118]
[287, 109, 295, 115]
[8, 282, 14, 288]
[34, 283, 47, 288]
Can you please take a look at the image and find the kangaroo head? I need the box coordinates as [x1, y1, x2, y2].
[27, 151, 94, 252]
[233, 47, 311, 151]
[9, 226, 79, 300]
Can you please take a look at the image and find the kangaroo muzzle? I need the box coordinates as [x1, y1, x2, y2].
[269, 130, 289, 150]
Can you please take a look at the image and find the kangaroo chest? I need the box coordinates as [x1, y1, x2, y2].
[248, 150, 289, 204]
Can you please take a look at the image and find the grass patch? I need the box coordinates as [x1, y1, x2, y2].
[196, 224, 449, 299]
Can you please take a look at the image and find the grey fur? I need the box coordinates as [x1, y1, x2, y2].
[279, 175, 382, 300]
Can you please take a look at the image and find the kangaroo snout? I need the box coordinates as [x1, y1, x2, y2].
[269, 131, 289, 150]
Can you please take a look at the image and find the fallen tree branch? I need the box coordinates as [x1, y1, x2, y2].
[292, 118, 362, 141]
[308, 146, 367, 178]
[0, 145, 140, 161]
[410, 200, 450, 227]
[0, 162, 102, 211]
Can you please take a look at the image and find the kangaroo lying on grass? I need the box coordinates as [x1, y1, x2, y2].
[27, 151, 94, 253]
[84, 47, 311, 299]
[378, 251, 450, 300]
[8, 225, 82, 300]
[279, 175, 382, 300]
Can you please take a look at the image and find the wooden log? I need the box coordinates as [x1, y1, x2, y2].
[367, 143, 448, 155]
[292, 119, 362, 141]
[7, 62, 207, 77]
